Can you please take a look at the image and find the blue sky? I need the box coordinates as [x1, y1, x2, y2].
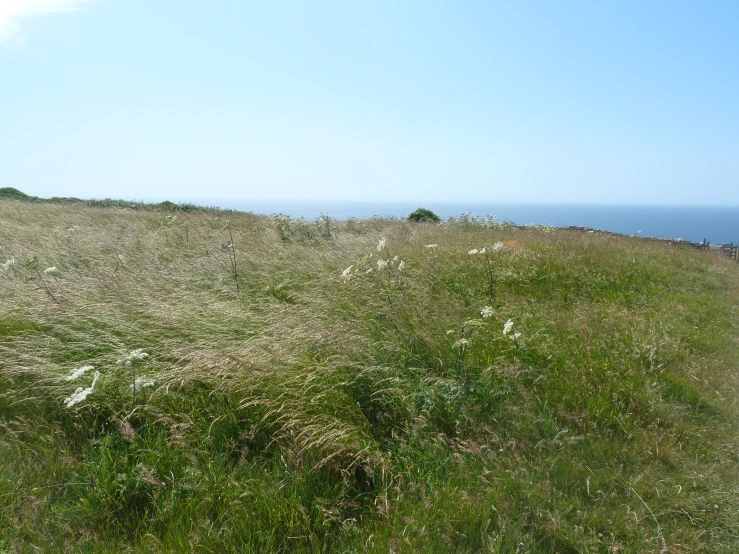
[2, 0, 738, 204]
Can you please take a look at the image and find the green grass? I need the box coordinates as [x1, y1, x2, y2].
[1, 198, 738, 552]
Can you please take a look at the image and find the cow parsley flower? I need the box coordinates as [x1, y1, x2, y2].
[425, 244, 438, 249]
[377, 259, 389, 271]
[397, 260, 406, 271]
[481, 306, 495, 319]
[468, 249, 479, 255]
[503, 319, 514, 336]
[377, 237, 386, 252]
[64, 370, 100, 408]
[116, 349, 149, 365]
[479, 248, 487, 255]
[341, 265, 354, 281]
[64, 365, 94, 381]
[1, 259, 15, 272]
[130, 376, 156, 393]
[44, 266, 58, 274]
[503, 319, 520, 341]
[453, 338, 470, 349]
[492, 242, 504, 252]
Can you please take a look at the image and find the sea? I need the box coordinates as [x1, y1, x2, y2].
[171, 199, 739, 245]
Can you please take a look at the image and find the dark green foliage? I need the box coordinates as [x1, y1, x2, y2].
[0, 187, 32, 199]
[407, 207, 441, 222]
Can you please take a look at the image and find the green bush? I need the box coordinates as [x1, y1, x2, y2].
[407, 207, 440, 223]
[0, 187, 32, 200]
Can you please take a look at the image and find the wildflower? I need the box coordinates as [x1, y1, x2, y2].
[481, 306, 495, 319]
[453, 338, 470, 349]
[377, 237, 386, 252]
[479, 248, 487, 255]
[116, 349, 149, 365]
[365, 268, 373, 274]
[64, 365, 94, 381]
[1, 259, 15, 272]
[392, 256, 398, 261]
[341, 265, 354, 281]
[129, 349, 148, 360]
[468, 249, 479, 255]
[130, 376, 156, 393]
[64, 370, 100, 407]
[503, 319, 514, 336]
[492, 242, 503, 252]
[446, 329, 455, 335]
[44, 266, 58, 274]
[397, 260, 406, 271]
[425, 244, 438, 249]
[377, 259, 389, 271]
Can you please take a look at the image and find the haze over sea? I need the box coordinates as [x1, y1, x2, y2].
[164, 199, 738, 245]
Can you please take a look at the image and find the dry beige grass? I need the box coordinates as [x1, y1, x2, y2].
[2, 199, 739, 552]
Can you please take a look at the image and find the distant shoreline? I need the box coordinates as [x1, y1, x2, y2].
[3, 188, 738, 244]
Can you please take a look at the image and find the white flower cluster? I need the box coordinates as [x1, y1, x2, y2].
[377, 237, 386, 252]
[65, 365, 94, 381]
[131, 376, 156, 393]
[503, 319, 521, 341]
[470, 243, 504, 256]
[341, 265, 354, 282]
[480, 306, 495, 319]
[1, 259, 15, 273]
[453, 338, 470, 349]
[44, 266, 58, 275]
[376, 257, 405, 271]
[425, 244, 438, 249]
[64, 370, 100, 408]
[116, 349, 149, 367]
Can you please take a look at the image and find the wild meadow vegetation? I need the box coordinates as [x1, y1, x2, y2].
[1, 198, 738, 553]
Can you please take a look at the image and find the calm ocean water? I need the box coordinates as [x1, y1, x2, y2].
[179, 199, 739, 245]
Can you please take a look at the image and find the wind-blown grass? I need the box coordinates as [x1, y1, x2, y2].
[1, 198, 738, 552]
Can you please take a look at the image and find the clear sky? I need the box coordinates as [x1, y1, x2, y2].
[2, 0, 738, 204]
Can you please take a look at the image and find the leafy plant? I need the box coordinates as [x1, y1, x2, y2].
[407, 207, 441, 223]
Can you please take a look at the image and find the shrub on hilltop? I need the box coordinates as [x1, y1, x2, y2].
[407, 207, 440, 222]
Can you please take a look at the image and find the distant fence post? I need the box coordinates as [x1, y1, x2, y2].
[718, 242, 738, 261]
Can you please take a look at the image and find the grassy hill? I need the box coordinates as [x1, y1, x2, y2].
[1, 198, 738, 552]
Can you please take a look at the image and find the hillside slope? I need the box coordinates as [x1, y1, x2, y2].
[1, 199, 738, 553]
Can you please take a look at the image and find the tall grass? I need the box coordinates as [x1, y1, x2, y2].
[1, 199, 738, 552]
